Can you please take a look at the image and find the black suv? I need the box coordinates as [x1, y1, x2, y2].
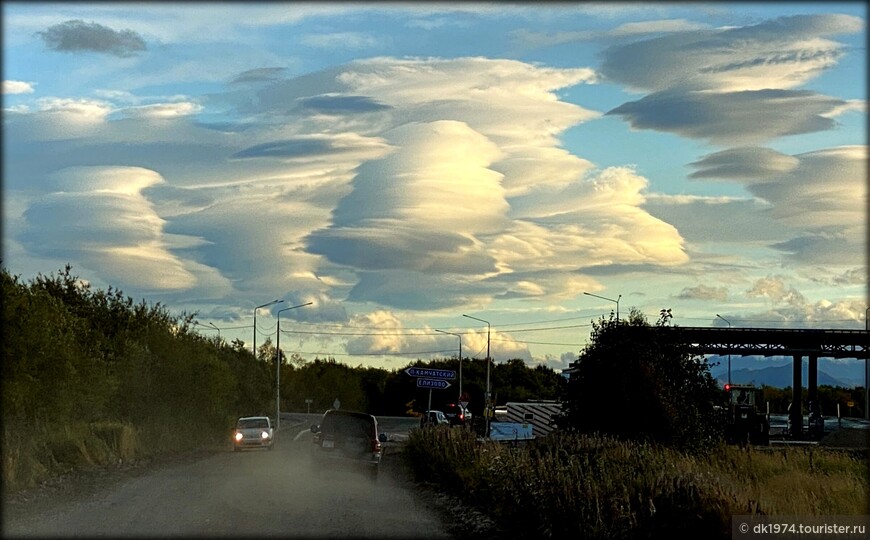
[310, 409, 387, 480]
[442, 403, 470, 426]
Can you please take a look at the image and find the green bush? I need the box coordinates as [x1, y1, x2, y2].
[91, 421, 140, 461]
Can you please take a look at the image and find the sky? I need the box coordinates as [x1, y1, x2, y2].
[2, 2, 867, 375]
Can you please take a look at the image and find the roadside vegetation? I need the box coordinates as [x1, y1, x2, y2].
[406, 427, 869, 539]
[406, 310, 868, 538]
[5, 264, 866, 534]
[1, 265, 562, 493]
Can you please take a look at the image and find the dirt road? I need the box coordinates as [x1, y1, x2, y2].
[2, 434, 453, 538]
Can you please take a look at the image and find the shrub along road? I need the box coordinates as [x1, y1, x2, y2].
[2, 431, 453, 538]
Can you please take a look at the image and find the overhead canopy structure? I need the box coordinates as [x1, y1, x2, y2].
[613, 326, 869, 438]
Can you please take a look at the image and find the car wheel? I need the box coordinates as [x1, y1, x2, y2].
[267, 444, 274, 451]
[368, 467, 379, 482]
[233, 446, 241, 452]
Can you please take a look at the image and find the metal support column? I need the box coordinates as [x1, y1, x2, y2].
[808, 355, 822, 438]
[807, 355, 818, 410]
[789, 354, 803, 438]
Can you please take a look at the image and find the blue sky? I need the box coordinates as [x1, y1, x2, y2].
[2, 2, 867, 373]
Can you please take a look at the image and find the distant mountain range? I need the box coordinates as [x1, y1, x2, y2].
[708, 355, 865, 388]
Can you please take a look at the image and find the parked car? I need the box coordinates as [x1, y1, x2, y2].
[442, 403, 471, 426]
[233, 416, 274, 451]
[420, 410, 449, 428]
[310, 409, 386, 480]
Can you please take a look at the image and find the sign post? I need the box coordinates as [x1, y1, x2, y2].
[406, 368, 455, 415]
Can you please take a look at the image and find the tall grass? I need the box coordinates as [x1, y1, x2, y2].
[1, 417, 228, 492]
[406, 428, 868, 539]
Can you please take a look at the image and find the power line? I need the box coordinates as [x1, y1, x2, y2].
[284, 348, 455, 358]
[491, 337, 585, 347]
[278, 321, 594, 337]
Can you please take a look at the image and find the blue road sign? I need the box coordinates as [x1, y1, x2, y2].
[405, 367, 456, 380]
[417, 378, 451, 389]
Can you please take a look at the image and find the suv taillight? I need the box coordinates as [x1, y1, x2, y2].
[371, 438, 381, 453]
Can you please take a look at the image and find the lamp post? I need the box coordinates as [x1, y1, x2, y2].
[462, 314, 490, 438]
[253, 299, 284, 358]
[208, 322, 221, 341]
[584, 291, 621, 322]
[436, 329, 462, 401]
[716, 314, 732, 386]
[195, 321, 219, 338]
[275, 302, 312, 430]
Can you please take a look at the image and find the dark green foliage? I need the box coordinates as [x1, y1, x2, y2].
[1, 265, 274, 488]
[559, 309, 723, 452]
[2, 264, 568, 490]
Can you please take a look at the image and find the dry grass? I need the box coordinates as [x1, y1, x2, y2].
[4, 420, 148, 492]
[406, 428, 869, 539]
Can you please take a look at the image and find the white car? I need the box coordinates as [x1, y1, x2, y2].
[233, 416, 274, 451]
[420, 410, 449, 428]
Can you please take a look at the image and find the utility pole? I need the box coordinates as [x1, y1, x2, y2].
[254, 299, 284, 357]
[584, 291, 621, 322]
[436, 329, 463, 401]
[463, 314, 491, 438]
[717, 314, 732, 386]
[276, 302, 312, 430]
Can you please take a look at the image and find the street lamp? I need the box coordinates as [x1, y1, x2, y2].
[253, 299, 284, 358]
[436, 329, 463, 402]
[207, 322, 221, 340]
[462, 314, 491, 438]
[716, 314, 732, 386]
[194, 321, 219, 338]
[276, 302, 313, 430]
[584, 291, 621, 322]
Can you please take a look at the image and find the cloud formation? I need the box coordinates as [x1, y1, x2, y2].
[599, 14, 862, 93]
[38, 19, 147, 57]
[3, 80, 35, 94]
[603, 14, 863, 145]
[19, 166, 199, 291]
[676, 285, 729, 302]
[608, 89, 848, 145]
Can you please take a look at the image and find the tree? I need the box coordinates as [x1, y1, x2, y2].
[559, 309, 722, 451]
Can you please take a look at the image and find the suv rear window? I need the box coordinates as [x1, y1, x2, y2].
[320, 413, 374, 438]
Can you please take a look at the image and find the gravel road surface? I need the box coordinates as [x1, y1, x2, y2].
[2, 431, 455, 538]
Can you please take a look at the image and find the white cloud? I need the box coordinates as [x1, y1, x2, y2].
[300, 32, 381, 49]
[676, 285, 729, 301]
[37, 97, 113, 119]
[120, 101, 202, 119]
[513, 18, 711, 48]
[501, 166, 689, 272]
[602, 14, 864, 146]
[742, 276, 865, 326]
[747, 146, 866, 229]
[3, 80, 35, 94]
[689, 147, 800, 179]
[608, 89, 849, 145]
[610, 18, 710, 37]
[344, 310, 436, 356]
[599, 14, 862, 93]
[19, 166, 199, 291]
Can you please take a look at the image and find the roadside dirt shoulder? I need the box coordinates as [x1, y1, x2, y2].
[381, 447, 504, 540]
[1, 445, 225, 526]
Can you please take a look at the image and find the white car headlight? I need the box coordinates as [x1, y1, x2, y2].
[261, 431, 270, 439]
[234, 432, 243, 441]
